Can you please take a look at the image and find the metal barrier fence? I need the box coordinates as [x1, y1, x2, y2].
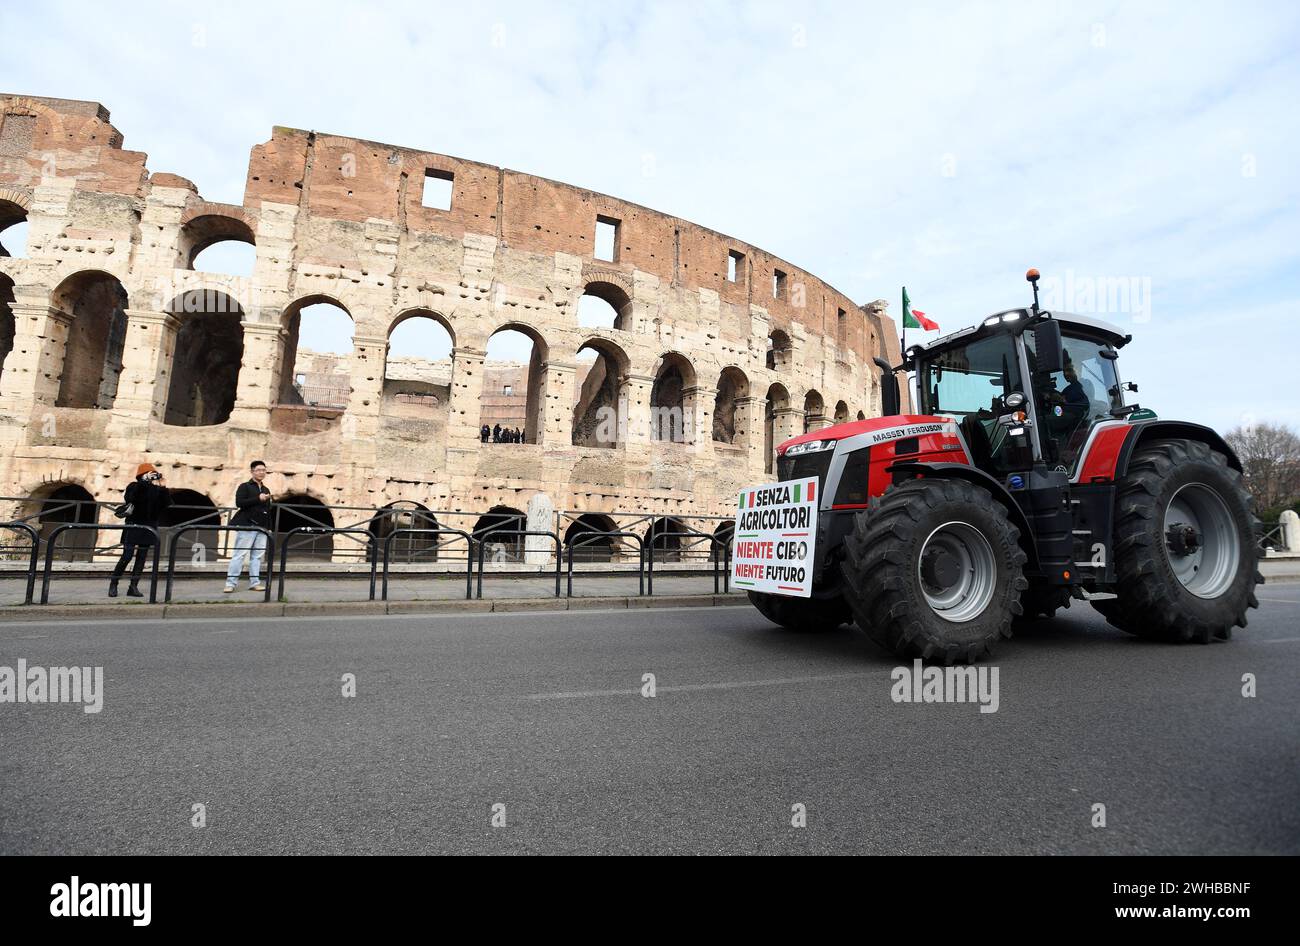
[164, 525, 276, 604]
[566, 531, 645, 597]
[645, 529, 731, 596]
[476, 530, 561, 599]
[42, 524, 161, 604]
[1, 522, 39, 605]
[2, 499, 742, 606]
[380, 528, 475, 601]
[278, 527, 377, 601]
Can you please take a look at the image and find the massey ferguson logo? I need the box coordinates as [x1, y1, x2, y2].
[870, 423, 950, 445]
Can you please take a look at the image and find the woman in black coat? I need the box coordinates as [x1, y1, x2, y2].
[110, 462, 172, 598]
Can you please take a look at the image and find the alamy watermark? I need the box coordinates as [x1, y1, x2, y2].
[1036, 269, 1152, 323]
[0, 659, 104, 713]
[890, 659, 999, 713]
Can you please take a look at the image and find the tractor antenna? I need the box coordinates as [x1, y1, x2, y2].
[1026, 268, 1041, 316]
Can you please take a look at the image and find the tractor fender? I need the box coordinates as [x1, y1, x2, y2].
[1116, 421, 1242, 479]
[885, 461, 1039, 569]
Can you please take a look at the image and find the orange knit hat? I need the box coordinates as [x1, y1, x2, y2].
[136, 462, 158, 478]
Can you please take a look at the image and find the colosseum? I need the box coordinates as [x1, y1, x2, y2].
[0, 93, 905, 561]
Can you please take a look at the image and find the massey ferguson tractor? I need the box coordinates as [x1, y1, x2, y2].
[742, 270, 1262, 663]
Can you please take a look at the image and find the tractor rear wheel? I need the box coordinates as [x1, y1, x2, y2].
[1097, 438, 1261, 642]
[840, 478, 1028, 663]
[747, 590, 850, 632]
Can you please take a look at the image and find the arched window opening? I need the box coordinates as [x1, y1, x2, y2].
[0, 199, 28, 258]
[163, 291, 244, 426]
[564, 513, 619, 563]
[834, 400, 849, 425]
[29, 483, 98, 562]
[480, 327, 545, 445]
[384, 312, 453, 419]
[651, 353, 695, 443]
[279, 298, 353, 410]
[473, 506, 526, 562]
[180, 214, 256, 276]
[275, 495, 336, 561]
[766, 330, 791, 371]
[369, 501, 440, 563]
[53, 271, 129, 409]
[159, 490, 221, 560]
[712, 367, 750, 444]
[580, 282, 632, 331]
[573, 338, 628, 448]
[645, 516, 687, 564]
[803, 390, 825, 433]
[857, 410, 867, 421]
[764, 383, 789, 474]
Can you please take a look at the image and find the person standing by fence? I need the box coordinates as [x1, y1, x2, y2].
[225, 460, 273, 593]
[110, 462, 171, 598]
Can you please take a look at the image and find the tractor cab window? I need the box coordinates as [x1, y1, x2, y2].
[917, 334, 1031, 475]
[1025, 331, 1124, 471]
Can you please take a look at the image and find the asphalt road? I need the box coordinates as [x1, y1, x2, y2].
[2, 585, 1298, 855]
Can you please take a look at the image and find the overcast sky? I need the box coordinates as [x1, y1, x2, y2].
[3, 0, 1297, 433]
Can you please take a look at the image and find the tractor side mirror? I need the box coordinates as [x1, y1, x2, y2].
[873, 357, 901, 416]
[1032, 319, 1065, 375]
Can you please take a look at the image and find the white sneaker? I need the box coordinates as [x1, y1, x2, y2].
[249, 583, 266, 592]
[223, 585, 235, 594]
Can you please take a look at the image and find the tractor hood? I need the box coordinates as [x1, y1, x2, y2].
[777, 414, 949, 456]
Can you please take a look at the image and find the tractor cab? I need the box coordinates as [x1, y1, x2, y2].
[905, 306, 1134, 479]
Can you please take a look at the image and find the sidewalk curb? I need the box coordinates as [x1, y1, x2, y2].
[0, 594, 749, 622]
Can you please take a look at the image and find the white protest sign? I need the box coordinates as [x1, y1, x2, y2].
[730, 477, 819, 598]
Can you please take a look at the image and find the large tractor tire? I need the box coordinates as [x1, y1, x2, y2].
[747, 590, 850, 632]
[1097, 438, 1261, 642]
[840, 477, 1028, 664]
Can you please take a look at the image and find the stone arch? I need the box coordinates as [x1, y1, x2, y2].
[834, 400, 849, 425]
[383, 308, 455, 422]
[573, 336, 630, 448]
[162, 290, 245, 426]
[764, 382, 790, 473]
[857, 410, 867, 421]
[0, 193, 29, 258]
[25, 482, 98, 562]
[480, 322, 547, 445]
[767, 329, 792, 371]
[179, 211, 256, 273]
[275, 493, 336, 561]
[712, 366, 750, 444]
[472, 505, 527, 561]
[368, 500, 440, 563]
[651, 352, 696, 443]
[278, 294, 353, 409]
[645, 516, 688, 563]
[159, 489, 221, 559]
[564, 512, 620, 562]
[51, 270, 129, 409]
[579, 279, 633, 331]
[803, 389, 825, 433]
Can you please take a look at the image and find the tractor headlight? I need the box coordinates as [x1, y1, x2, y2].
[786, 439, 837, 456]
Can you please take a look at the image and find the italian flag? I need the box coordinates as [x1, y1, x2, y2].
[902, 287, 939, 332]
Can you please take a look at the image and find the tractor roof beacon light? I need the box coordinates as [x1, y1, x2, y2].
[1026, 268, 1041, 316]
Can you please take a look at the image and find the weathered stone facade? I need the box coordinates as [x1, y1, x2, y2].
[0, 94, 905, 536]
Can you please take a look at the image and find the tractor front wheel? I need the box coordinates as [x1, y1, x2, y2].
[840, 477, 1028, 663]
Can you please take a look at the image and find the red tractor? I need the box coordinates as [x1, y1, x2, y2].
[744, 270, 1262, 663]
